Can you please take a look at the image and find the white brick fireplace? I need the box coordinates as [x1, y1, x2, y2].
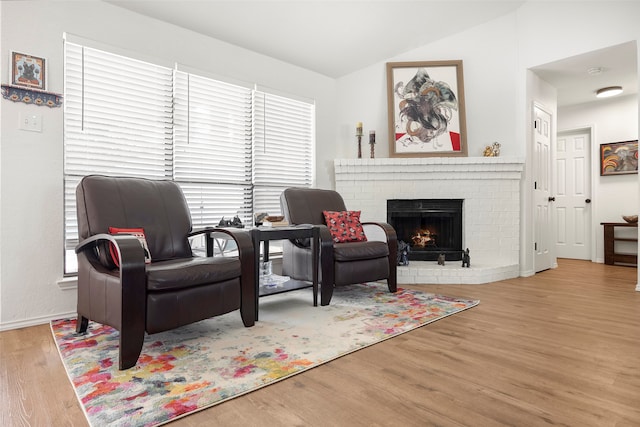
[334, 157, 525, 284]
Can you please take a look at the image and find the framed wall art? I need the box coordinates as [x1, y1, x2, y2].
[386, 60, 467, 157]
[600, 140, 638, 176]
[10, 51, 46, 90]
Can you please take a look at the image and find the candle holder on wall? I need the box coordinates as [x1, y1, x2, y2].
[369, 130, 376, 158]
[356, 122, 363, 159]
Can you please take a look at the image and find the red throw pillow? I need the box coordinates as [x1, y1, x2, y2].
[108, 227, 152, 267]
[322, 210, 368, 244]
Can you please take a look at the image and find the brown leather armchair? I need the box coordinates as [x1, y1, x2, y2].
[75, 175, 255, 370]
[280, 187, 397, 306]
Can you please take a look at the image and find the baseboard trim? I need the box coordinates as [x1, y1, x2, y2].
[519, 268, 535, 277]
[0, 310, 77, 332]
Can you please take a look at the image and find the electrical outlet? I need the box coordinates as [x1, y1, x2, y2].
[19, 113, 42, 132]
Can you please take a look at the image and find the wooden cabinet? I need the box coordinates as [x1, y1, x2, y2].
[600, 222, 638, 266]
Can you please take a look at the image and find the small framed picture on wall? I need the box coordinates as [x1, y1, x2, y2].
[600, 140, 638, 176]
[10, 51, 47, 90]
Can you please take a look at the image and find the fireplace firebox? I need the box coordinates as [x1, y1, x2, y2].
[387, 199, 463, 261]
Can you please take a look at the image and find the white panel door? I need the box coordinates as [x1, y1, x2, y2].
[534, 106, 553, 272]
[555, 130, 591, 259]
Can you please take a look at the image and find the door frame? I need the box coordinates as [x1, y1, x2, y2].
[556, 125, 596, 262]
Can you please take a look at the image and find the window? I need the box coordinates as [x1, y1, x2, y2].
[63, 42, 174, 273]
[253, 91, 314, 215]
[63, 40, 315, 274]
[173, 71, 253, 228]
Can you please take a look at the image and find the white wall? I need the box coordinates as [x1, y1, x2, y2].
[336, 13, 520, 159]
[2, 1, 640, 329]
[0, 2, 3, 324]
[559, 95, 639, 262]
[335, 1, 640, 279]
[514, 1, 640, 285]
[0, 1, 337, 329]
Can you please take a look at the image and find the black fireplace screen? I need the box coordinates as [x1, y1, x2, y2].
[387, 199, 463, 261]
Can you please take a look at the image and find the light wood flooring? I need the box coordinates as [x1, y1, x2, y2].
[1, 259, 639, 426]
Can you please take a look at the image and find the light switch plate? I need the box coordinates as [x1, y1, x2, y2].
[19, 113, 42, 132]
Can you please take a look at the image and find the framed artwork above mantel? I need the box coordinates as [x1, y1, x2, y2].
[386, 60, 467, 158]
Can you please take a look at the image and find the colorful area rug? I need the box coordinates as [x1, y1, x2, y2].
[51, 283, 479, 426]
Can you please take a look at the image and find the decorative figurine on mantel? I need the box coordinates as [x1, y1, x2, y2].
[437, 253, 446, 266]
[356, 122, 363, 159]
[483, 142, 501, 157]
[369, 130, 376, 158]
[461, 248, 471, 267]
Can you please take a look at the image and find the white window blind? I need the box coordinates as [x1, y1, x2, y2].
[253, 91, 314, 216]
[63, 42, 174, 252]
[173, 71, 253, 227]
[64, 41, 315, 274]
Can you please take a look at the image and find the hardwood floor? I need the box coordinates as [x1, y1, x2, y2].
[1, 259, 639, 426]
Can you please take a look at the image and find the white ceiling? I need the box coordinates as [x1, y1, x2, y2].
[106, 0, 637, 107]
[533, 41, 638, 107]
[106, 0, 525, 77]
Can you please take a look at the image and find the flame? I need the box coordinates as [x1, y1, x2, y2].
[411, 228, 437, 247]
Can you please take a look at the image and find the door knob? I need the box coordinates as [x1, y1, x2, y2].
[585, 198, 591, 203]
[548, 196, 556, 202]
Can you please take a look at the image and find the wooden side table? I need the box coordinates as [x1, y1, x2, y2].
[600, 222, 638, 266]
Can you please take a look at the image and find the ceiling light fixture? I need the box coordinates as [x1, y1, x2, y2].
[596, 86, 623, 98]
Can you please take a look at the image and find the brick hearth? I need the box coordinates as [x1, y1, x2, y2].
[334, 157, 524, 284]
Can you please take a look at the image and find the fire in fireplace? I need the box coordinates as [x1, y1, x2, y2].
[387, 199, 463, 261]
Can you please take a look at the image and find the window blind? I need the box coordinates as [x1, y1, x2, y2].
[63, 42, 174, 251]
[173, 71, 253, 227]
[64, 41, 315, 274]
[253, 91, 314, 216]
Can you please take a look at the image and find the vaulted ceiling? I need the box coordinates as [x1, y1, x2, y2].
[106, 1, 637, 107]
[106, 1, 525, 78]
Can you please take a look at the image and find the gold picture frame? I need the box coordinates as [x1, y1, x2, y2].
[387, 60, 467, 157]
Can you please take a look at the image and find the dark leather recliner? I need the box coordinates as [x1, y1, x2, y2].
[280, 187, 397, 306]
[75, 175, 255, 370]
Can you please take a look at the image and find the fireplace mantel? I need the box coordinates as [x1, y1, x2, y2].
[335, 157, 524, 180]
[334, 157, 524, 284]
